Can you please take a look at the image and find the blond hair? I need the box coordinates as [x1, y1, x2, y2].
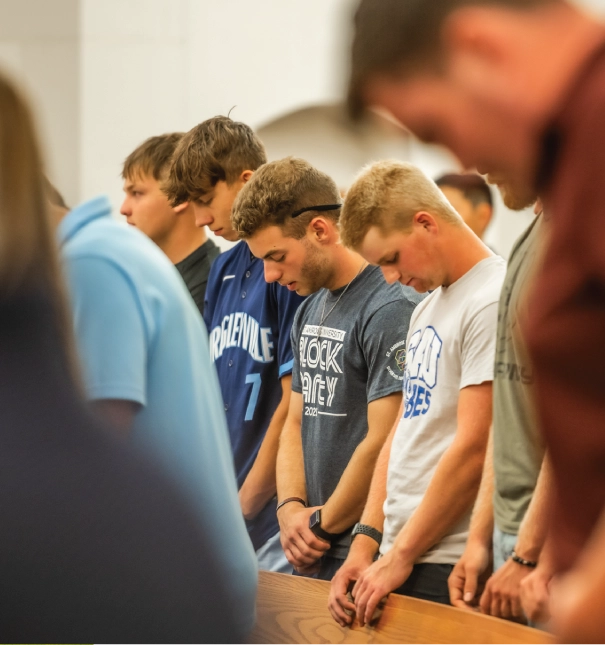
[340, 160, 461, 250]
[232, 157, 341, 240]
[163, 116, 267, 207]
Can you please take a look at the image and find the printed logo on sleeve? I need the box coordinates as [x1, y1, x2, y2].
[403, 326, 443, 419]
[386, 339, 407, 381]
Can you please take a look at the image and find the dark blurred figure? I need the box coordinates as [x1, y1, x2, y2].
[435, 173, 493, 240]
[349, 0, 605, 640]
[0, 72, 249, 643]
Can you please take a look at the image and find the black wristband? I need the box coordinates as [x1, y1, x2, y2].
[276, 497, 307, 513]
[351, 523, 383, 546]
[511, 549, 537, 568]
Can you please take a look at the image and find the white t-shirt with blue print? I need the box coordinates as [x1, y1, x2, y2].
[381, 255, 506, 564]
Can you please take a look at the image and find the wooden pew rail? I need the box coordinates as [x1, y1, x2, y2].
[248, 571, 555, 644]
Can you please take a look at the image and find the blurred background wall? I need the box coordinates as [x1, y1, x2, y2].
[0, 0, 603, 255]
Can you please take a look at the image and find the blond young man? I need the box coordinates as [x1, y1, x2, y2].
[121, 133, 219, 316]
[328, 160, 505, 626]
[231, 157, 422, 581]
[163, 117, 305, 573]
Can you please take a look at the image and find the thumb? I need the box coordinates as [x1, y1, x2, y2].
[463, 569, 479, 603]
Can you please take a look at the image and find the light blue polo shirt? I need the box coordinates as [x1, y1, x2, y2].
[58, 196, 257, 633]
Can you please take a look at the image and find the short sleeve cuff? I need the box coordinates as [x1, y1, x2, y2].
[279, 359, 294, 377]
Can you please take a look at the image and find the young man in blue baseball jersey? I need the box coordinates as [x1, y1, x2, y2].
[165, 117, 305, 572]
[232, 157, 423, 582]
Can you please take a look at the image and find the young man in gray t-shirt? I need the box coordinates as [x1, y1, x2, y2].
[231, 157, 422, 580]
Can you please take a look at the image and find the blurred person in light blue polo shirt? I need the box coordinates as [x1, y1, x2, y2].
[51, 193, 257, 635]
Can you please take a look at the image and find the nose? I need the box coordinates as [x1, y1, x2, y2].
[193, 204, 213, 228]
[120, 197, 131, 217]
[263, 262, 281, 284]
[381, 266, 401, 284]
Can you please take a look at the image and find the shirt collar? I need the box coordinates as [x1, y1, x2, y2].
[57, 195, 112, 247]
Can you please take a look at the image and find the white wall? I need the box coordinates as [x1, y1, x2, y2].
[79, 0, 356, 250]
[2, 0, 604, 254]
[0, 0, 80, 206]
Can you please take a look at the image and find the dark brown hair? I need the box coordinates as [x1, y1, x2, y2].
[435, 172, 493, 208]
[232, 157, 341, 240]
[348, 0, 556, 117]
[122, 133, 184, 182]
[163, 116, 267, 207]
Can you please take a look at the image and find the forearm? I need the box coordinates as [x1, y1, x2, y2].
[276, 411, 307, 502]
[467, 428, 495, 548]
[239, 376, 291, 518]
[515, 451, 553, 561]
[392, 438, 486, 564]
[322, 394, 401, 535]
[321, 437, 385, 534]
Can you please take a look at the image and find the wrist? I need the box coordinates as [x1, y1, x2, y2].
[513, 541, 541, 564]
[276, 496, 307, 514]
[349, 534, 379, 561]
[511, 549, 538, 568]
[390, 540, 418, 568]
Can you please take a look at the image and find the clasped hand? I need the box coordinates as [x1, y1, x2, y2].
[278, 505, 330, 571]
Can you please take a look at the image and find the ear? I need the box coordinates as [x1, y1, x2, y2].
[173, 201, 189, 214]
[476, 202, 493, 229]
[414, 211, 439, 233]
[240, 170, 254, 184]
[308, 216, 333, 243]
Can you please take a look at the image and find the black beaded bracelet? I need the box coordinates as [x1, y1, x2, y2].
[276, 496, 307, 513]
[511, 549, 537, 568]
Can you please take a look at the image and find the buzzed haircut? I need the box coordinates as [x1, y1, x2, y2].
[348, 0, 555, 117]
[163, 116, 267, 207]
[435, 172, 493, 208]
[231, 157, 341, 240]
[340, 160, 461, 251]
[122, 133, 184, 182]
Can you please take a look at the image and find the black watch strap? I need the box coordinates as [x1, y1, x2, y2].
[309, 509, 338, 542]
[351, 522, 383, 546]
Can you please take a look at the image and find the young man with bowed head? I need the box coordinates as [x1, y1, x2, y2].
[231, 157, 422, 581]
[348, 1, 605, 638]
[164, 117, 305, 573]
[328, 160, 505, 625]
[448, 180, 552, 624]
[121, 133, 219, 316]
[435, 173, 493, 241]
[50, 189, 256, 636]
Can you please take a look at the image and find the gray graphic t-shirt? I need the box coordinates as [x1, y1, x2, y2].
[291, 265, 423, 558]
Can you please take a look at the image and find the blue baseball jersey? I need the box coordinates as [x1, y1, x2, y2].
[204, 241, 305, 549]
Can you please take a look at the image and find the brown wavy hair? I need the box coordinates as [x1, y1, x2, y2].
[163, 116, 266, 206]
[0, 71, 80, 385]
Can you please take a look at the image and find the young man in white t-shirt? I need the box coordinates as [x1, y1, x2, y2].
[328, 161, 506, 626]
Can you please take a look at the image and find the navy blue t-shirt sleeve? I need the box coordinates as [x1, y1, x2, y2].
[273, 284, 305, 378]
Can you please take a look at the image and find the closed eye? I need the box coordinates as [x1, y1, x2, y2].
[382, 252, 399, 265]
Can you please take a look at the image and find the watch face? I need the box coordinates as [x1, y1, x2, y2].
[309, 510, 321, 529]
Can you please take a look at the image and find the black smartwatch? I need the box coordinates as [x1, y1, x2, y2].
[351, 522, 383, 546]
[309, 509, 339, 543]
